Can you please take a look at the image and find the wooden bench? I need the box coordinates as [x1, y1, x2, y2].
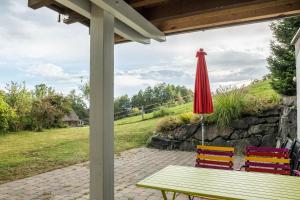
[245, 146, 290, 175]
[196, 145, 234, 170]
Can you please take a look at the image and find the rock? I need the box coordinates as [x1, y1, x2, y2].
[248, 125, 262, 135]
[186, 124, 199, 138]
[248, 124, 278, 136]
[231, 117, 266, 129]
[259, 107, 281, 117]
[261, 134, 276, 147]
[246, 135, 262, 147]
[211, 137, 227, 147]
[230, 131, 240, 140]
[179, 140, 197, 151]
[148, 135, 172, 150]
[282, 96, 296, 107]
[219, 127, 234, 139]
[278, 106, 297, 139]
[265, 117, 279, 123]
[173, 126, 188, 140]
[283, 107, 297, 122]
[194, 127, 209, 141]
[240, 131, 249, 139]
[171, 124, 199, 141]
[194, 125, 233, 141]
[244, 116, 266, 126]
[231, 119, 248, 129]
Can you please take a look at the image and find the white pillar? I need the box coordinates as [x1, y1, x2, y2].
[292, 29, 300, 140]
[90, 4, 114, 200]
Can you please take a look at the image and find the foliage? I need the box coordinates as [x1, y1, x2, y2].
[0, 82, 90, 132]
[152, 107, 174, 118]
[131, 83, 193, 109]
[31, 95, 72, 131]
[68, 90, 89, 122]
[131, 107, 140, 114]
[33, 84, 55, 99]
[178, 112, 193, 124]
[79, 82, 90, 101]
[114, 83, 193, 119]
[114, 95, 131, 117]
[4, 82, 32, 131]
[156, 116, 183, 132]
[268, 16, 300, 95]
[211, 87, 247, 127]
[0, 97, 16, 132]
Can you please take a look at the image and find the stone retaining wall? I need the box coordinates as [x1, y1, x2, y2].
[148, 96, 297, 154]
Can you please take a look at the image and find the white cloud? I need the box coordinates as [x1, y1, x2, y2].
[0, 1, 89, 64]
[23, 63, 88, 82]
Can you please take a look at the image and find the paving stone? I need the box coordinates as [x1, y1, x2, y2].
[0, 147, 243, 200]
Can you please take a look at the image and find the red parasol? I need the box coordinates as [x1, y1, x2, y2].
[193, 48, 213, 145]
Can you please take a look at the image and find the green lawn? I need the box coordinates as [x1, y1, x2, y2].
[0, 118, 161, 184]
[246, 79, 279, 99]
[0, 80, 276, 184]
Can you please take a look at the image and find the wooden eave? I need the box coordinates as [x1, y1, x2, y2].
[28, 0, 300, 43]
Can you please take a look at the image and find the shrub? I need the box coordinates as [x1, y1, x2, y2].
[0, 98, 16, 132]
[212, 87, 246, 127]
[131, 107, 140, 114]
[190, 114, 201, 124]
[178, 112, 193, 124]
[153, 107, 174, 118]
[156, 116, 183, 132]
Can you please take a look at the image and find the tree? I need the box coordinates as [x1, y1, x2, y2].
[68, 90, 89, 122]
[0, 95, 16, 132]
[33, 84, 55, 99]
[5, 82, 32, 131]
[114, 95, 131, 116]
[31, 94, 72, 131]
[79, 82, 90, 101]
[268, 16, 300, 96]
[131, 90, 146, 108]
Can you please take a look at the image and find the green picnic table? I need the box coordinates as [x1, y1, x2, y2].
[136, 165, 300, 200]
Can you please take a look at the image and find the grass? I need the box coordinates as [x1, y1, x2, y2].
[0, 118, 160, 184]
[0, 79, 277, 184]
[246, 79, 279, 99]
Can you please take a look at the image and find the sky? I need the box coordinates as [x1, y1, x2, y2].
[0, 0, 274, 97]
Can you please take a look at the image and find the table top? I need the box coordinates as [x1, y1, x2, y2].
[136, 165, 300, 200]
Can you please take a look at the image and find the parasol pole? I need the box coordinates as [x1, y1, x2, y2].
[200, 114, 205, 146]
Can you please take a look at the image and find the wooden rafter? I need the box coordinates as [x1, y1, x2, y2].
[150, 0, 300, 34]
[125, 0, 168, 8]
[28, 0, 300, 43]
[28, 0, 54, 9]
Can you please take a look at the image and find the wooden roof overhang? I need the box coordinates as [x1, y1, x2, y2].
[29, 0, 300, 43]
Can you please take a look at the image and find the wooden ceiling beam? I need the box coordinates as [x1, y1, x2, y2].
[139, 0, 255, 21]
[125, 0, 168, 8]
[28, 0, 54, 9]
[28, 0, 300, 43]
[150, 0, 300, 34]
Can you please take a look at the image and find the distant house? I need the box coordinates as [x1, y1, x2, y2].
[62, 110, 84, 127]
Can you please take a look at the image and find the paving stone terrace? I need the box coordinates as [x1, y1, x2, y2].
[0, 148, 243, 200]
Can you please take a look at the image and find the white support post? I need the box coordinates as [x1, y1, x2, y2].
[90, 4, 114, 200]
[292, 29, 300, 140]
